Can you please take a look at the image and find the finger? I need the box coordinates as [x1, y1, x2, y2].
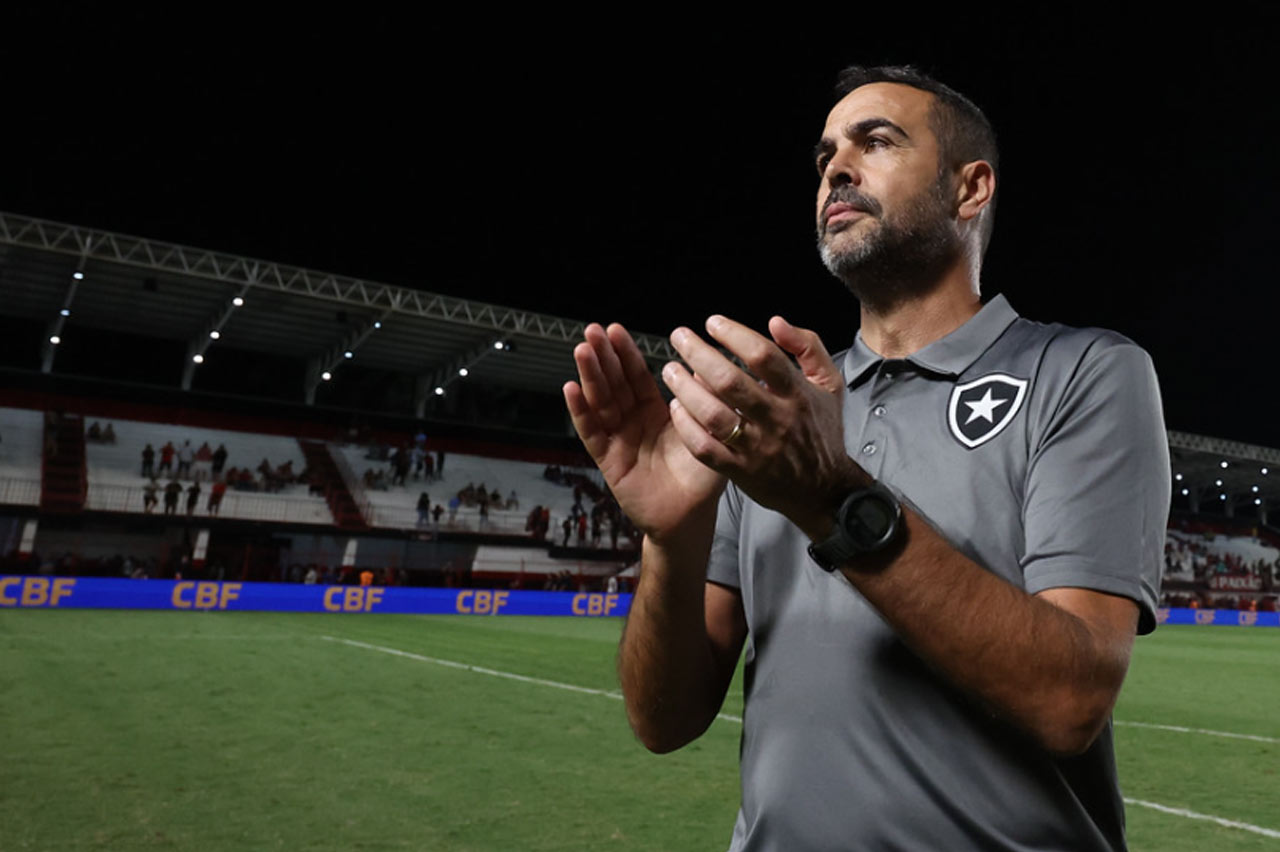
[573, 340, 621, 431]
[669, 326, 771, 420]
[769, 316, 844, 395]
[585, 322, 636, 412]
[704, 314, 798, 394]
[607, 322, 661, 403]
[563, 381, 611, 462]
[661, 361, 743, 444]
[668, 398, 735, 472]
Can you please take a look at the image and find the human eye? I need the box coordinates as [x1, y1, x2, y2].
[815, 152, 832, 174]
[864, 135, 890, 151]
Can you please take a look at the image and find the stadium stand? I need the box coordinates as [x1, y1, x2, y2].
[83, 417, 332, 525]
[0, 407, 43, 506]
[0, 212, 1275, 605]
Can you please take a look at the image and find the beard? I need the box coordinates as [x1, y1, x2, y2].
[817, 177, 962, 314]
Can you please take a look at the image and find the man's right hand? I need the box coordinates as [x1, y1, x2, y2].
[563, 322, 726, 543]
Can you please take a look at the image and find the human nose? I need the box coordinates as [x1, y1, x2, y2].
[823, 144, 861, 189]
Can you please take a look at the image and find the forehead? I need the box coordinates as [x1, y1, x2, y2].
[822, 82, 936, 138]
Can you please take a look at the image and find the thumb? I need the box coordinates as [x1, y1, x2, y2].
[768, 316, 844, 395]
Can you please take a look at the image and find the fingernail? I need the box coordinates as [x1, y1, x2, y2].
[671, 328, 688, 345]
[662, 362, 678, 381]
[707, 315, 725, 331]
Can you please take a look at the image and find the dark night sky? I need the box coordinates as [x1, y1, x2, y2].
[4, 10, 1278, 445]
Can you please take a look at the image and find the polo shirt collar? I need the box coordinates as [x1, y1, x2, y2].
[841, 294, 1020, 386]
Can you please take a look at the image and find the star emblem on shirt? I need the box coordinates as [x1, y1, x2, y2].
[963, 387, 1009, 425]
[947, 373, 1030, 449]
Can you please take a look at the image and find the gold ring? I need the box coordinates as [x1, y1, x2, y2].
[722, 416, 746, 448]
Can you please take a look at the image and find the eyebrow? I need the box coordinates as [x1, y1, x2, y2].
[813, 117, 911, 161]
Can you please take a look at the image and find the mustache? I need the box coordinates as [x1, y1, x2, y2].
[819, 186, 882, 233]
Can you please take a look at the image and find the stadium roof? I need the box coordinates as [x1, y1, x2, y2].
[0, 210, 677, 412]
[3, 210, 1278, 522]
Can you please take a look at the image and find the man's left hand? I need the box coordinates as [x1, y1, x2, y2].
[662, 314, 869, 540]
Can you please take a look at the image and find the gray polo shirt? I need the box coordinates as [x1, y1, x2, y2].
[706, 295, 1170, 852]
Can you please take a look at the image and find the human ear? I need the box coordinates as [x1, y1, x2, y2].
[956, 160, 995, 223]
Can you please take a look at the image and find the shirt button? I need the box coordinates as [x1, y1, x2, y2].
[861, 442, 877, 456]
[873, 405, 886, 417]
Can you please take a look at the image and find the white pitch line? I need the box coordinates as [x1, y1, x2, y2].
[1124, 798, 1280, 840]
[324, 635, 1280, 839]
[1114, 720, 1280, 745]
[320, 635, 743, 724]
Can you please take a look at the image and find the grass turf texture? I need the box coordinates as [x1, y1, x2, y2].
[0, 611, 1275, 851]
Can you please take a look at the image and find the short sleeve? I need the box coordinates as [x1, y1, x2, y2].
[1022, 342, 1170, 634]
[706, 483, 744, 589]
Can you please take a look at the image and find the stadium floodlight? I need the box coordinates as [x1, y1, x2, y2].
[232, 297, 244, 307]
[59, 309, 71, 317]
[49, 335, 61, 345]
[1215, 479, 1223, 487]
[1256, 498, 1263, 506]
[494, 341, 505, 350]
[321, 371, 332, 381]
[209, 330, 221, 340]
[1220, 460, 1229, 469]
[374, 321, 382, 329]
[1220, 494, 1227, 501]
[1181, 488, 1189, 496]
[343, 351, 353, 359]
[1263, 468, 1270, 476]
[1253, 485, 1260, 493]
[1174, 473, 1182, 481]
[72, 271, 84, 280]
[458, 367, 469, 377]
[192, 354, 204, 364]
[434, 386, 445, 396]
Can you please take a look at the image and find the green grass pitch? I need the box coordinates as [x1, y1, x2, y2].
[1, 610, 1277, 851]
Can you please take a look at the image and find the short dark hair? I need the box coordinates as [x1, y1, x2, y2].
[835, 65, 999, 256]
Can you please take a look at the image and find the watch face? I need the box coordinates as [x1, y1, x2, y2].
[853, 498, 892, 534]
[845, 489, 899, 550]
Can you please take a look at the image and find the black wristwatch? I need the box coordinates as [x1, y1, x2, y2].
[807, 484, 903, 572]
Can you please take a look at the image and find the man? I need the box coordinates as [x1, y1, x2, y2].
[564, 65, 1168, 850]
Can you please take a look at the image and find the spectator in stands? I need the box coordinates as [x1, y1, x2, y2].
[141, 444, 156, 478]
[448, 494, 461, 524]
[304, 565, 318, 584]
[185, 482, 201, 516]
[432, 503, 444, 527]
[591, 514, 602, 548]
[195, 442, 213, 480]
[212, 444, 228, 476]
[176, 440, 194, 478]
[436, 449, 445, 476]
[423, 452, 435, 480]
[392, 448, 410, 486]
[576, 512, 588, 546]
[562, 517, 572, 547]
[417, 492, 431, 528]
[411, 445, 425, 479]
[103, 423, 116, 443]
[479, 499, 490, 527]
[490, 487, 502, 507]
[87, 421, 103, 441]
[163, 480, 182, 515]
[506, 490, 519, 510]
[208, 479, 227, 515]
[359, 567, 374, 587]
[143, 479, 159, 513]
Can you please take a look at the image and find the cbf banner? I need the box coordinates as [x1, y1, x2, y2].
[0, 576, 631, 617]
[1156, 607, 1280, 627]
